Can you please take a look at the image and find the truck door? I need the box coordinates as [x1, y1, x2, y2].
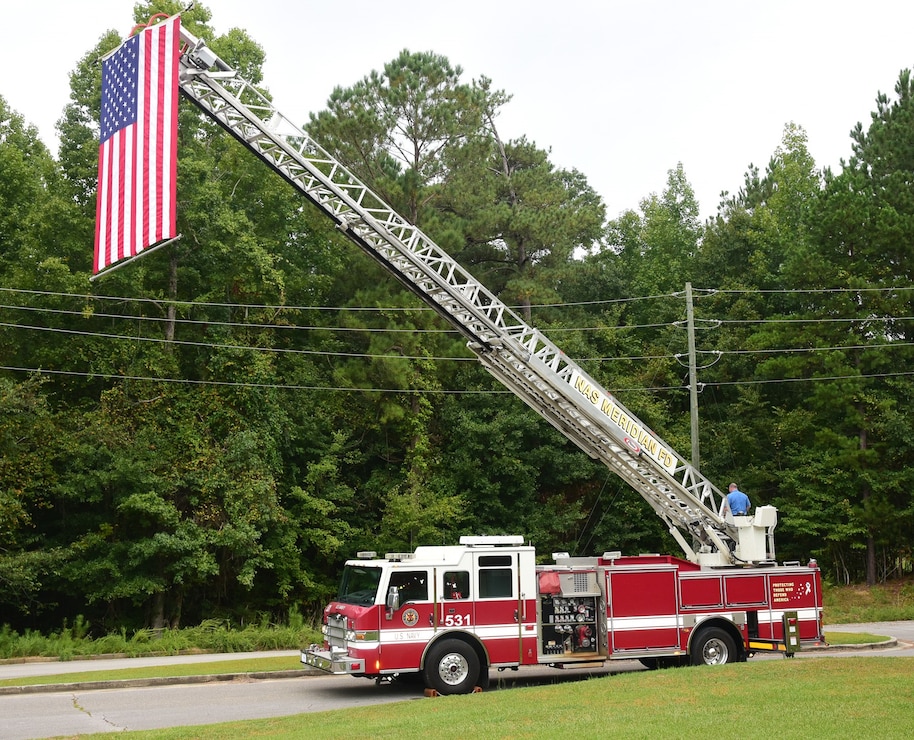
[379, 568, 434, 672]
[472, 552, 528, 665]
[607, 567, 681, 652]
[440, 569, 473, 630]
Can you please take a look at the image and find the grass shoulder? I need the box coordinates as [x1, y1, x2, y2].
[823, 631, 889, 645]
[0, 655, 304, 688]
[823, 578, 914, 623]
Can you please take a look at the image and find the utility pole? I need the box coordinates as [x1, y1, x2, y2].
[685, 282, 700, 469]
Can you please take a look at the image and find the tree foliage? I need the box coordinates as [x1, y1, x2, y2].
[2, 5, 914, 635]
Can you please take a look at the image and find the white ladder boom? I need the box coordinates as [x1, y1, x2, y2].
[176, 27, 775, 565]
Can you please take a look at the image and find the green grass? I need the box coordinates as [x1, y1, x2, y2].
[824, 631, 889, 645]
[68, 658, 914, 739]
[0, 655, 303, 688]
[824, 579, 914, 623]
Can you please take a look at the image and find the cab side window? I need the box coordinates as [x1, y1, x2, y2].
[478, 555, 514, 598]
[388, 571, 429, 603]
[443, 571, 470, 600]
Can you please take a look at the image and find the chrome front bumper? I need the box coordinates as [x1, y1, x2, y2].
[301, 644, 368, 674]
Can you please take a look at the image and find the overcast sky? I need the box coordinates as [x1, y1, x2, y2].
[4, 1, 914, 222]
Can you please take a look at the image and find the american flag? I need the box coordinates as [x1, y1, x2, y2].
[94, 15, 180, 274]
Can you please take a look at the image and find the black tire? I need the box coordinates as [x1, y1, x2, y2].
[690, 626, 737, 666]
[424, 639, 481, 695]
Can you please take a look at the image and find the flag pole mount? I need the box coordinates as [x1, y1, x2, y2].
[90, 234, 183, 282]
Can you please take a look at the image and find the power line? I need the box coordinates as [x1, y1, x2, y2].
[34, 300, 904, 333]
[0, 321, 477, 362]
[0, 303, 458, 333]
[705, 370, 914, 387]
[4, 362, 912, 395]
[8, 283, 914, 308]
[0, 365, 513, 394]
[695, 286, 914, 296]
[718, 316, 914, 325]
[6, 319, 914, 365]
[707, 341, 914, 356]
[0, 286, 684, 312]
[0, 303, 681, 333]
[7, 286, 914, 332]
[6, 289, 914, 385]
[0, 320, 688, 363]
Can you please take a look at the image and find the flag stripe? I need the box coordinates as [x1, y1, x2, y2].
[154, 25, 164, 245]
[164, 26, 178, 238]
[94, 16, 179, 274]
[140, 27, 150, 253]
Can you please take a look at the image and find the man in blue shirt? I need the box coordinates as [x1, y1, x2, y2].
[726, 483, 751, 516]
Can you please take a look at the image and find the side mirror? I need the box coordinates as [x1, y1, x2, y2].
[385, 586, 400, 619]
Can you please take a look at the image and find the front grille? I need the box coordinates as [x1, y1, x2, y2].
[326, 614, 347, 648]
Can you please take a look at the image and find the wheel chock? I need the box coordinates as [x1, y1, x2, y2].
[423, 686, 483, 697]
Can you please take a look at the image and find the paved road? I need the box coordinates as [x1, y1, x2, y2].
[825, 620, 914, 642]
[0, 623, 911, 740]
[803, 620, 914, 657]
[0, 672, 422, 739]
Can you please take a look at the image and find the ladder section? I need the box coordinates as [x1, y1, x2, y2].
[471, 345, 734, 559]
[176, 28, 742, 562]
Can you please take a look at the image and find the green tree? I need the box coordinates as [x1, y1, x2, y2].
[443, 129, 605, 320]
[0, 377, 69, 617]
[592, 164, 703, 453]
[307, 50, 498, 224]
[691, 125, 831, 566]
[800, 70, 914, 584]
[609, 163, 702, 297]
[0, 2, 361, 630]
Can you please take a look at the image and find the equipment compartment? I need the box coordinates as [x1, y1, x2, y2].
[540, 595, 599, 656]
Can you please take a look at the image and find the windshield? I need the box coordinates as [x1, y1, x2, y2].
[337, 564, 383, 606]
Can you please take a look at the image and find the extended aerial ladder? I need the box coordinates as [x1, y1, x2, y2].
[175, 25, 775, 566]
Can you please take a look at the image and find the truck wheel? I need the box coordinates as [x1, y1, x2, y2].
[690, 627, 736, 666]
[424, 639, 480, 695]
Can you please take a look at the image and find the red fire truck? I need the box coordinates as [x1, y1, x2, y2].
[171, 22, 826, 695]
[302, 535, 822, 694]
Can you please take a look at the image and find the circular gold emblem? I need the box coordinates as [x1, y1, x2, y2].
[402, 608, 420, 627]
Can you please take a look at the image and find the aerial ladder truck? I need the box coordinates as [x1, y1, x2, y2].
[172, 21, 823, 693]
